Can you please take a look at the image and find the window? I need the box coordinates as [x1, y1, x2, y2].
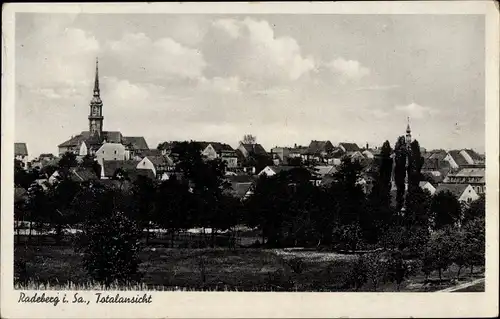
[114, 150, 117, 154]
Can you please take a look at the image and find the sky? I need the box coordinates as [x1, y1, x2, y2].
[14, 13, 485, 158]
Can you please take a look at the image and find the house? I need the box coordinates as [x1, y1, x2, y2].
[15, 143, 29, 169]
[419, 181, 436, 195]
[347, 151, 365, 161]
[95, 142, 128, 167]
[225, 175, 257, 200]
[362, 150, 375, 159]
[444, 149, 484, 170]
[30, 153, 57, 170]
[136, 149, 163, 158]
[127, 168, 157, 182]
[136, 155, 175, 179]
[199, 142, 238, 168]
[258, 165, 297, 177]
[443, 166, 486, 194]
[31, 179, 50, 191]
[101, 160, 140, 179]
[338, 142, 361, 153]
[312, 165, 337, 178]
[435, 184, 479, 203]
[306, 140, 335, 157]
[68, 167, 99, 183]
[237, 142, 268, 159]
[270, 147, 291, 163]
[288, 145, 309, 159]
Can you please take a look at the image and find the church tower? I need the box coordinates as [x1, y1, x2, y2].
[405, 117, 412, 149]
[89, 58, 104, 138]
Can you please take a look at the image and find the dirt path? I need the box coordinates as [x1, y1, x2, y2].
[436, 277, 485, 292]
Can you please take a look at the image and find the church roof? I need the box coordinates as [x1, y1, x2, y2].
[102, 131, 123, 143]
[14, 143, 28, 156]
[123, 136, 149, 151]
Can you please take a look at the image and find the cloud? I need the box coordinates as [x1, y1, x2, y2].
[205, 17, 315, 84]
[198, 76, 242, 94]
[327, 57, 370, 81]
[355, 84, 400, 91]
[106, 32, 206, 81]
[17, 27, 100, 89]
[395, 102, 439, 119]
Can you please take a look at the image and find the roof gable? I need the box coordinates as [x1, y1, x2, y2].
[447, 150, 469, 166]
[123, 136, 149, 151]
[240, 143, 267, 155]
[435, 183, 470, 198]
[102, 160, 140, 177]
[70, 167, 99, 182]
[339, 142, 361, 152]
[307, 140, 334, 154]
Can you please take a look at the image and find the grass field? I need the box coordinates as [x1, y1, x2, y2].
[14, 245, 484, 292]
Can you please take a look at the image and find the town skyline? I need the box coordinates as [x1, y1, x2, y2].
[15, 13, 485, 158]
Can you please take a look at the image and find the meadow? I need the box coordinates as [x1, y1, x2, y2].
[14, 244, 484, 292]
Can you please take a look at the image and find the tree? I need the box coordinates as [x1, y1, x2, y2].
[58, 152, 78, 172]
[387, 250, 411, 291]
[403, 188, 432, 254]
[80, 154, 101, 178]
[431, 190, 462, 229]
[393, 136, 407, 213]
[462, 217, 485, 275]
[407, 140, 424, 188]
[25, 183, 50, 244]
[155, 176, 193, 247]
[46, 178, 81, 245]
[366, 141, 394, 243]
[332, 157, 366, 227]
[130, 175, 157, 244]
[422, 228, 454, 281]
[241, 134, 257, 144]
[77, 210, 142, 286]
[463, 194, 485, 224]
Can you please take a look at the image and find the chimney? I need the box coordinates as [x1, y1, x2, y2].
[294, 143, 297, 148]
[366, 143, 369, 150]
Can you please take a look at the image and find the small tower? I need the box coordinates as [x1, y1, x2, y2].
[405, 117, 412, 149]
[88, 58, 104, 138]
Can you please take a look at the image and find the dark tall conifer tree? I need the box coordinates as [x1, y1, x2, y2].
[394, 136, 407, 213]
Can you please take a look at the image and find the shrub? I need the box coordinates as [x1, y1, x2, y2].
[285, 257, 306, 274]
[76, 211, 142, 286]
[342, 255, 369, 291]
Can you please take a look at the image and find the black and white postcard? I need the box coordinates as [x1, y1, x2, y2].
[1, 1, 499, 318]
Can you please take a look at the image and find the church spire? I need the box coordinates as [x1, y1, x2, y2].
[93, 57, 100, 96]
[89, 57, 104, 138]
[405, 117, 412, 147]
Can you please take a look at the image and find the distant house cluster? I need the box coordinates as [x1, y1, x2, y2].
[15, 60, 486, 206]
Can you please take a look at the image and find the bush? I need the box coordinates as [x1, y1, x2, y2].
[342, 255, 369, 291]
[76, 211, 142, 286]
